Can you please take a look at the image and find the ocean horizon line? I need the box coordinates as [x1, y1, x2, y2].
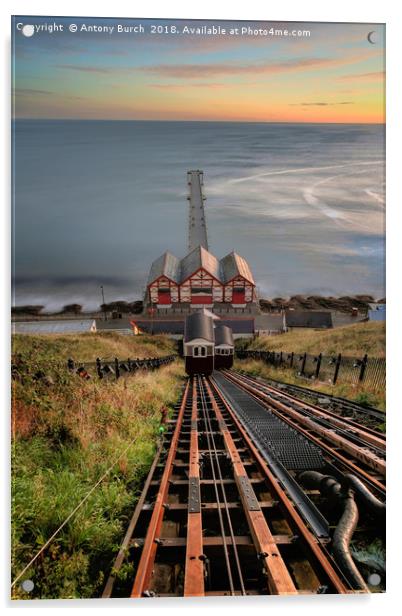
[11, 117, 385, 126]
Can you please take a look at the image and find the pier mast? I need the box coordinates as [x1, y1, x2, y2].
[187, 170, 208, 252]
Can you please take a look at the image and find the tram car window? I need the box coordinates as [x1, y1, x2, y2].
[184, 311, 215, 375]
[214, 325, 234, 369]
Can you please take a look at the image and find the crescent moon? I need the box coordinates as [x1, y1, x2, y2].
[367, 31, 377, 44]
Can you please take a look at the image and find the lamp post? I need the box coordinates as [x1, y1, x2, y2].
[149, 306, 155, 335]
[100, 285, 107, 321]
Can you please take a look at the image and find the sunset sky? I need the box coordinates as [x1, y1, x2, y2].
[12, 17, 385, 123]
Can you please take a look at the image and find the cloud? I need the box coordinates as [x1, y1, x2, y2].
[53, 50, 381, 82]
[148, 82, 226, 90]
[339, 71, 384, 81]
[13, 88, 54, 96]
[55, 64, 113, 74]
[13, 88, 86, 101]
[289, 101, 355, 107]
[137, 51, 380, 79]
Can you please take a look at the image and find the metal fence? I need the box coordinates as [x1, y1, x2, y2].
[67, 355, 176, 380]
[237, 350, 385, 389]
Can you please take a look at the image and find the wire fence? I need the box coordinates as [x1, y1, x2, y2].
[67, 355, 176, 380]
[237, 350, 385, 389]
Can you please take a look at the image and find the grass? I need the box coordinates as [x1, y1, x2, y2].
[234, 358, 386, 413]
[11, 333, 185, 599]
[236, 321, 385, 412]
[12, 332, 175, 363]
[244, 321, 385, 358]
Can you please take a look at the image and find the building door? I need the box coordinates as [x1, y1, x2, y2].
[232, 288, 246, 303]
[158, 289, 171, 304]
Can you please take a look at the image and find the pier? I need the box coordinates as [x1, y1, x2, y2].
[187, 170, 208, 252]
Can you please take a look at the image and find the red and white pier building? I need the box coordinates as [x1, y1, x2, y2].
[146, 170, 256, 311]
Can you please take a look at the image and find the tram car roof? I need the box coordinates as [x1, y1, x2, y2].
[184, 311, 215, 343]
[214, 325, 234, 346]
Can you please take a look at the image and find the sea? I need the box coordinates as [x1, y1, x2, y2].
[12, 120, 385, 311]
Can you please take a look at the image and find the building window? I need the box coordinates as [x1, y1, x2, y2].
[216, 348, 232, 355]
[191, 287, 212, 295]
[193, 346, 207, 357]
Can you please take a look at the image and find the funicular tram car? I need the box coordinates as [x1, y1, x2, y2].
[214, 324, 234, 370]
[184, 311, 215, 375]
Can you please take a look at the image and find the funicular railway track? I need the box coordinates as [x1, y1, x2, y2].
[219, 370, 385, 498]
[230, 371, 385, 440]
[238, 371, 385, 429]
[222, 371, 385, 451]
[104, 373, 387, 599]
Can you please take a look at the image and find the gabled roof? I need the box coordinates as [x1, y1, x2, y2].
[184, 311, 215, 343]
[147, 251, 181, 285]
[147, 247, 255, 288]
[214, 325, 234, 346]
[220, 251, 255, 284]
[285, 310, 333, 329]
[180, 245, 221, 283]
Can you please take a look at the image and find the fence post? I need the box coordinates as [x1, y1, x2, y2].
[114, 357, 120, 380]
[96, 358, 103, 379]
[300, 353, 307, 375]
[359, 354, 368, 382]
[315, 353, 322, 379]
[279, 351, 283, 365]
[290, 352, 294, 368]
[333, 353, 342, 384]
[67, 358, 75, 371]
[128, 358, 132, 372]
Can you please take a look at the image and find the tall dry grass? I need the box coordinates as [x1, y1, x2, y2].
[247, 321, 385, 358]
[12, 332, 175, 362]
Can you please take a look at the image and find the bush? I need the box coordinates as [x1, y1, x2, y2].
[11, 305, 44, 316]
[60, 304, 83, 315]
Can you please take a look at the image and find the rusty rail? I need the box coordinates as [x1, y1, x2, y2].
[222, 370, 385, 495]
[226, 371, 385, 452]
[130, 380, 190, 597]
[208, 375, 349, 594]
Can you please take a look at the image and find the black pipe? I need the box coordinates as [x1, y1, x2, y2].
[299, 471, 368, 591]
[299, 471, 342, 500]
[345, 474, 386, 519]
[299, 470, 385, 519]
[332, 489, 368, 591]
